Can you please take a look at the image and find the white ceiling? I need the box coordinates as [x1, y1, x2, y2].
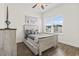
[7, 3, 62, 13]
[31, 3, 62, 13]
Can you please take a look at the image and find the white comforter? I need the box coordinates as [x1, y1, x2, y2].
[29, 33, 55, 39]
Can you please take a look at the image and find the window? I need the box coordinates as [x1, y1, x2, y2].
[44, 16, 63, 33]
[53, 16, 63, 33]
[46, 26, 51, 32]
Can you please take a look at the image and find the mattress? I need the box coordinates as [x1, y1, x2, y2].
[29, 33, 55, 39]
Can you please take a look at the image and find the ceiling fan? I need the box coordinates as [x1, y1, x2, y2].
[32, 3, 48, 10]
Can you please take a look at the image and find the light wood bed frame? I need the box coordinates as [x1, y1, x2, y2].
[23, 35, 58, 55]
[23, 25, 58, 55]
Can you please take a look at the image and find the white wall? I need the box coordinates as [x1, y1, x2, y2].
[43, 3, 79, 48]
[0, 3, 42, 43]
[0, 4, 5, 28]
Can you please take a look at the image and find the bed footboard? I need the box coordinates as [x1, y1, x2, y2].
[38, 35, 58, 55]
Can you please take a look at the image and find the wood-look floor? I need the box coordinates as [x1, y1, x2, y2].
[17, 42, 79, 56]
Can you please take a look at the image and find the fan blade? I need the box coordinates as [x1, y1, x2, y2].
[41, 5, 44, 9]
[32, 4, 37, 8]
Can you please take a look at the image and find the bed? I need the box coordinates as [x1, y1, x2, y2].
[23, 25, 58, 55]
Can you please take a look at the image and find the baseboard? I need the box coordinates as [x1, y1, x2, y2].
[16, 40, 23, 44]
[17, 42, 23, 44]
[59, 40, 79, 49]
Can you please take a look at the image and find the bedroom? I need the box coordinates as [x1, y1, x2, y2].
[0, 3, 79, 56]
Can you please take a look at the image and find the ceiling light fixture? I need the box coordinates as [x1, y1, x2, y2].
[32, 0, 48, 10]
